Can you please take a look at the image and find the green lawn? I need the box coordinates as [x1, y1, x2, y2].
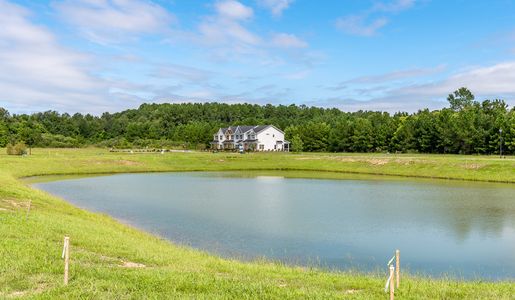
[1, 149, 514, 299]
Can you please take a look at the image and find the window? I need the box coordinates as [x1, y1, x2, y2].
[259, 144, 264, 150]
[219, 135, 223, 140]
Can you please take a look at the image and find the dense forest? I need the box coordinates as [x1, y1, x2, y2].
[0, 88, 514, 154]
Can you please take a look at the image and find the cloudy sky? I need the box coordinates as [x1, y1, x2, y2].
[1, 0, 515, 114]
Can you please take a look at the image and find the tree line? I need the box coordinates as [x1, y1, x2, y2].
[0, 88, 514, 154]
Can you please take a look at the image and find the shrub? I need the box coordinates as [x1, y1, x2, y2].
[6, 142, 28, 155]
[96, 137, 132, 149]
[39, 133, 80, 148]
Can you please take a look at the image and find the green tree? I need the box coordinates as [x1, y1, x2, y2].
[447, 87, 475, 111]
[289, 134, 303, 152]
[299, 122, 330, 152]
[18, 121, 43, 155]
[351, 118, 374, 152]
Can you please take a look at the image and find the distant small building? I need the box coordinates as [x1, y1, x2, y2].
[211, 125, 289, 151]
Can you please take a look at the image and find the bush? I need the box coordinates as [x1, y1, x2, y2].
[6, 142, 28, 155]
[39, 133, 80, 148]
[96, 137, 132, 149]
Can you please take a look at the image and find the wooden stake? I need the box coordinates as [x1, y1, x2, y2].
[26, 200, 31, 220]
[395, 249, 400, 288]
[389, 265, 395, 300]
[63, 236, 70, 285]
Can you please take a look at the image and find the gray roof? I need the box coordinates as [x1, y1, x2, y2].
[253, 125, 269, 133]
[220, 126, 236, 134]
[237, 125, 256, 133]
[219, 125, 283, 134]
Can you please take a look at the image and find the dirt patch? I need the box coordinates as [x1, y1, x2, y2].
[296, 156, 393, 165]
[328, 157, 357, 163]
[394, 159, 417, 165]
[6, 291, 26, 298]
[462, 163, 485, 170]
[1, 199, 30, 209]
[3, 279, 48, 299]
[295, 157, 323, 160]
[367, 159, 389, 166]
[121, 261, 146, 268]
[344, 289, 360, 294]
[88, 159, 142, 166]
[74, 248, 147, 269]
[115, 160, 142, 166]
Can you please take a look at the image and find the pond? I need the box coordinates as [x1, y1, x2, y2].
[33, 171, 515, 280]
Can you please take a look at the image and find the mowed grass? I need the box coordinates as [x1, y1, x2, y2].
[0, 148, 514, 299]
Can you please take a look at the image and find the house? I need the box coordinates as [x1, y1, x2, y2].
[211, 125, 289, 151]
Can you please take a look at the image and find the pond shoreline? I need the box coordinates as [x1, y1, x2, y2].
[33, 171, 515, 280]
[2, 149, 514, 298]
[21, 166, 515, 185]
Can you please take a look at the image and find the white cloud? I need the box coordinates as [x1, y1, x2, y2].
[400, 62, 515, 97]
[320, 61, 515, 113]
[335, 15, 388, 37]
[53, 0, 175, 44]
[271, 33, 307, 48]
[330, 65, 446, 88]
[196, 0, 309, 62]
[199, 0, 260, 47]
[373, 0, 415, 13]
[335, 0, 416, 36]
[215, 0, 253, 20]
[258, 0, 294, 16]
[0, 0, 116, 113]
[149, 64, 214, 82]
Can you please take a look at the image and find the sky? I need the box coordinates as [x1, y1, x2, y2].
[1, 0, 515, 114]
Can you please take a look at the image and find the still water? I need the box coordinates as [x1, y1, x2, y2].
[34, 172, 515, 280]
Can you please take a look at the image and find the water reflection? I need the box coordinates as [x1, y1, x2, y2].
[34, 171, 515, 280]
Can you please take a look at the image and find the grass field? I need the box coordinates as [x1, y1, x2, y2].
[1, 149, 514, 299]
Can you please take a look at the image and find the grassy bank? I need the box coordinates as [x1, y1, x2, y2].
[1, 149, 514, 299]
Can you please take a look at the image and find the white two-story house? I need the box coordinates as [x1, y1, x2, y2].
[211, 125, 289, 151]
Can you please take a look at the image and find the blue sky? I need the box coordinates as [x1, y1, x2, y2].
[1, 0, 515, 114]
